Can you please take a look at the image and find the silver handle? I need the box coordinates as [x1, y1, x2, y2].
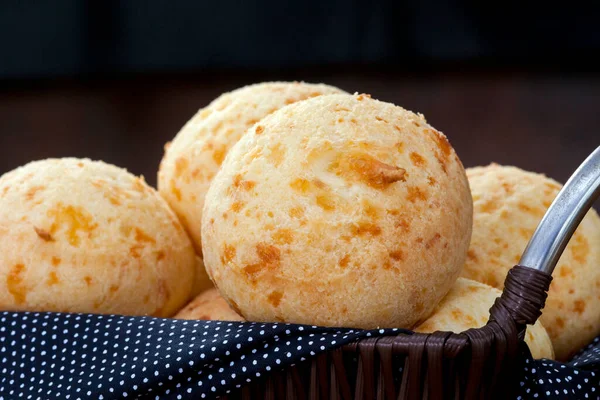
[519, 146, 600, 274]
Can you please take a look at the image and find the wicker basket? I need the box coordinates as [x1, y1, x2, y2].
[220, 146, 600, 400]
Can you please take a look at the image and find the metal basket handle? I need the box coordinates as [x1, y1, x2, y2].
[386, 148, 600, 399]
[483, 146, 600, 338]
[519, 146, 600, 274]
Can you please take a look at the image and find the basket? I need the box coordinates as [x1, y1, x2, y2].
[1, 147, 599, 400]
[220, 146, 600, 399]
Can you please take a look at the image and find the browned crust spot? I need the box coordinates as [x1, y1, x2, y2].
[467, 250, 478, 262]
[395, 218, 410, 232]
[389, 249, 404, 261]
[571, 234, 589, 264]
[174, 157, 189, 177]
[130, 245, 143, 258]
[425, 129, 452, 173]
[170, 180, 182, 201]
[501, 182, 514, 195]
[289, 206, 304, 218]
[543, 181, 561, 196]
[7, 263, 27, 304]
[267, 291, 283, 307]
[233, 174, 256, 191]
[425, 233, 441, 249]
[406, 186, 428, 203]
[48, 203, 98, 247]
[213, 120, 224, 132]
[272, 229, 294, 245]
[46, 271, 59, 286]
[334, 106, 351, 112]
[243, 243, 281, 281]
[409, 152, 426, 167]
[290, 178, 311, 193]
[432, 130, 451, 158]
[267, 143, 286, 167]
[221, 244, 236, 264]
[361, 199, 379, 219]
[212, 145, 227, 166]
[255, 125, 264, 134]
[519, 228, 534, 239]
[256, 243, 280, 265]
[135, 228, 156, 244]
[34, 227, 54, 242]
[231, 201, 245, 213]
[479, 199, 500, 213]
[451, 309, 464, 320]
[338, 154, 407, 189]
[26, 185, 45, 201]
[316, 195, 335, 211]
[517, 203, 544, 217]
[132, 178, 146, 193]
[339, 255, 350, 268]
[84, 276, 93, 286]
[51, 256, 61, 266]
[573, 299, 586, 314]
[559, 266, 573, 278]
[351, 222, 382, 237]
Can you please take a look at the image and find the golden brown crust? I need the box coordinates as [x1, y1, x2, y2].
[158, 81, 346, 259]
[415, 278, 554, 360]
[0, 158, 196, 317]
[174, 288, 244, 322]
[463, 164, 600, 360]
[202, 93, 473, 329]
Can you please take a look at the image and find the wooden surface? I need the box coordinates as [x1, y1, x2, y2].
[1, 69, 598, 189]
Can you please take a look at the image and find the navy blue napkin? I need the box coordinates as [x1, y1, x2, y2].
[0, 311, 598, 399]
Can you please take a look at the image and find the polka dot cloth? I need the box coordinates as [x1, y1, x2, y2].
[0, 312, 406, 399]
[571, 336, 600, 368]
[515, 350, 600, 399]
[0, 311, 598, 399]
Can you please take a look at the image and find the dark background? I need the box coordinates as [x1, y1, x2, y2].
[1, 1, 599, 186]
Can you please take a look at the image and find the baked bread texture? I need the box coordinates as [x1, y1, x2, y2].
[174, 288, 244, 322]
[0, 158, 196, 317]
[463, 164, 600, 360]
[158, 81, 346, 260]
[415, 277, 554, 360]
[201, 93, 473, 329]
